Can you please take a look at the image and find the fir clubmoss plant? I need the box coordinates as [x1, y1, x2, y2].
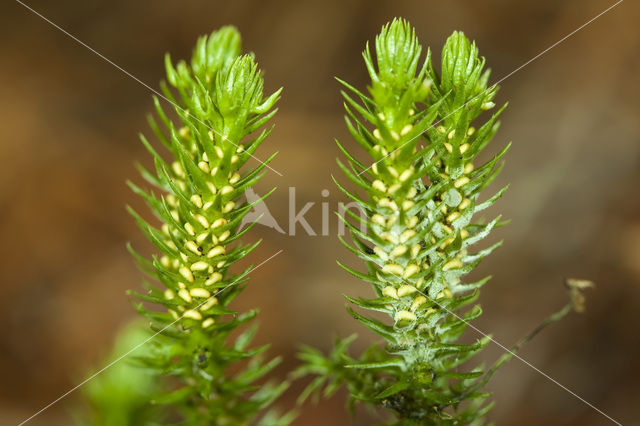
[127, 26, 291, 425]
[297, 19, 583, 424]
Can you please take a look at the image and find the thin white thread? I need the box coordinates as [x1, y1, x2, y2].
[18, 250, 283, 425]
[356, 0, 624, 177]
[408, 283, 622, 425]
[14, 0, 283, 177]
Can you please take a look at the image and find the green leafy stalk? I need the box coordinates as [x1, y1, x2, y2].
[127, 26, 290, 425]
[297, 19, 575, 425]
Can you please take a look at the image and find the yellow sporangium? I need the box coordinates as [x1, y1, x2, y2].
[394, 310, 417, 322]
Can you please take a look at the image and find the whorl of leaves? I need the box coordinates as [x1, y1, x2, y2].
[297, 19, 510, 424]
[127, 26, 291, 425]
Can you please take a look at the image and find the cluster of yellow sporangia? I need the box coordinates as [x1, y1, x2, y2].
[368, 124, 480, 326]
[155, 128, 246, 329]
[366, 120, 426, 325]
[430, 125, 477, 257]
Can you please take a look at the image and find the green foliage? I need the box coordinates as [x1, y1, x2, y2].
[79, 321, 159, 426]
[127, 26, 290, 425]
[298, 19, 510, 424]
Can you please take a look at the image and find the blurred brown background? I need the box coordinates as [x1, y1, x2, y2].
[1, 0, 639, 424]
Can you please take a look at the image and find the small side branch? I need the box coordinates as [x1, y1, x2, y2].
[458, 279, 594, 400]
